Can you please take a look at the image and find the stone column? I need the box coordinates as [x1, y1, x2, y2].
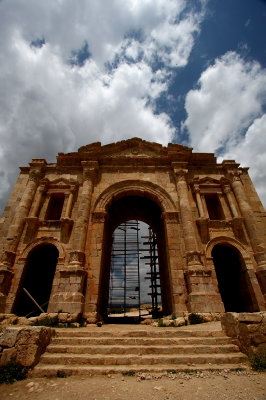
[0, 161, 45, 312]
[230, 172, 266, 298]
[172, 164, 224, 313]
[29, 182, 47, 218]
[50, 161, 99, 315]
[194, 184, 205, 218]
[64, 187, 75, 219]
[6, 168, 43, 252]
[84, 211, 107, 322]
[222, 184, 239, 218]
[161, 212, 188, 315]
[71, 161, 99, 258]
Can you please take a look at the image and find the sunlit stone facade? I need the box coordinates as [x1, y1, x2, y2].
[0, 138, 265, 320]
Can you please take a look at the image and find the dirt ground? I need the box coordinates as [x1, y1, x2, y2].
[1, 370, 266, 400]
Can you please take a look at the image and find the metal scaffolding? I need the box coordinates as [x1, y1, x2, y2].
[108, 220, 161, 320]
[141, 227, 161, 317]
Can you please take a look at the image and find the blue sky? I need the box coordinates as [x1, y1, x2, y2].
[0, 0, 266, 212]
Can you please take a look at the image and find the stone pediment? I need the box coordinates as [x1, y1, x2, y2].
[78, 137, 191, 159]
[193, 177, 221, 186]
[41, 178, 78, 188]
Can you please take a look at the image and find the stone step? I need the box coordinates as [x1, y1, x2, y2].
[39, 352, 247, 366]
[46, 343, 240, 355]
[55, 329, 226, 338]
[52, 336, 233, 346]
[32, 324, 248, 377]
[32, 363, 248, 378]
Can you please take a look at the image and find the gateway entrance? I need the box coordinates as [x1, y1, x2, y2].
[98, 195, 172, 321]
[108, 219, 162, 321]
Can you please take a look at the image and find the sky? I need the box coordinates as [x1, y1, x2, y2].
[0, 0, 266, 213]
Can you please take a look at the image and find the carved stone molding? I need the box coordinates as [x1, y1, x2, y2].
[185, 269, 212, 277]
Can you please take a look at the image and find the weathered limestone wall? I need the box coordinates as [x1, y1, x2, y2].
[0, 324, 55, 367]
[221, 312, 266, 354]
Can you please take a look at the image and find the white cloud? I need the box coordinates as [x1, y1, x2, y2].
[0, 0, 206, 212]
[222, 114, 266, 207]
[183, 51, 266, 206]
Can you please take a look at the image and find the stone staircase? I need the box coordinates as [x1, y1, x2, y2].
[32, 324, 248, 376]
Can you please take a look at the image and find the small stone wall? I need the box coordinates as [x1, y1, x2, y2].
[221, 312, 266, 354]
[0, 326, 55, 367]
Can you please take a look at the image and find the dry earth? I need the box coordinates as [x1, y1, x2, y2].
[1, 370, 266, 400]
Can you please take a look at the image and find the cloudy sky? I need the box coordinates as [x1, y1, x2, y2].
[0, 0, 266, 212]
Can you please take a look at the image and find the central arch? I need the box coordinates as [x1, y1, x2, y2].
[97, 193, 173, 322]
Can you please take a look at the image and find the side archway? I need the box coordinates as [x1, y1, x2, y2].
[206, 237, 260, 312]
[12, 243, 59, 316]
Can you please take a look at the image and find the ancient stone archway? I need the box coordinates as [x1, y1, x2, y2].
[1, 138, 265, 318]
[211, 243, 258, 312]
[12, 244, 59, 316]
[84, 180, 179, 320]
[97, 195, 172, 321]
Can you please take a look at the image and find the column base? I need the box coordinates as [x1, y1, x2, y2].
[187, 293, 225, 313]
[49, 292, 85, 314]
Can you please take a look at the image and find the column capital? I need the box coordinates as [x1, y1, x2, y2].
[172, 164, 188, 182]
[29, 168, 43, 184]
[193, 184, 201, 194]
[81, 161, 99, 182]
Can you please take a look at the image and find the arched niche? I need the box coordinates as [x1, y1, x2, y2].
[12, 243, 59, 316]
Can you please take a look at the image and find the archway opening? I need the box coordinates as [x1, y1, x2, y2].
[13, 244, 58, 316]
[212, 244, 256, 312]
[98, 195, 172, 322]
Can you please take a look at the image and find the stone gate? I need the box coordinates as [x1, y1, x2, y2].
[0, 138, 265, 321]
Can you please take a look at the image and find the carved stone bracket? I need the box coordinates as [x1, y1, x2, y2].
[186, 251, 202, 267]
[69, 250, 85, 267]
